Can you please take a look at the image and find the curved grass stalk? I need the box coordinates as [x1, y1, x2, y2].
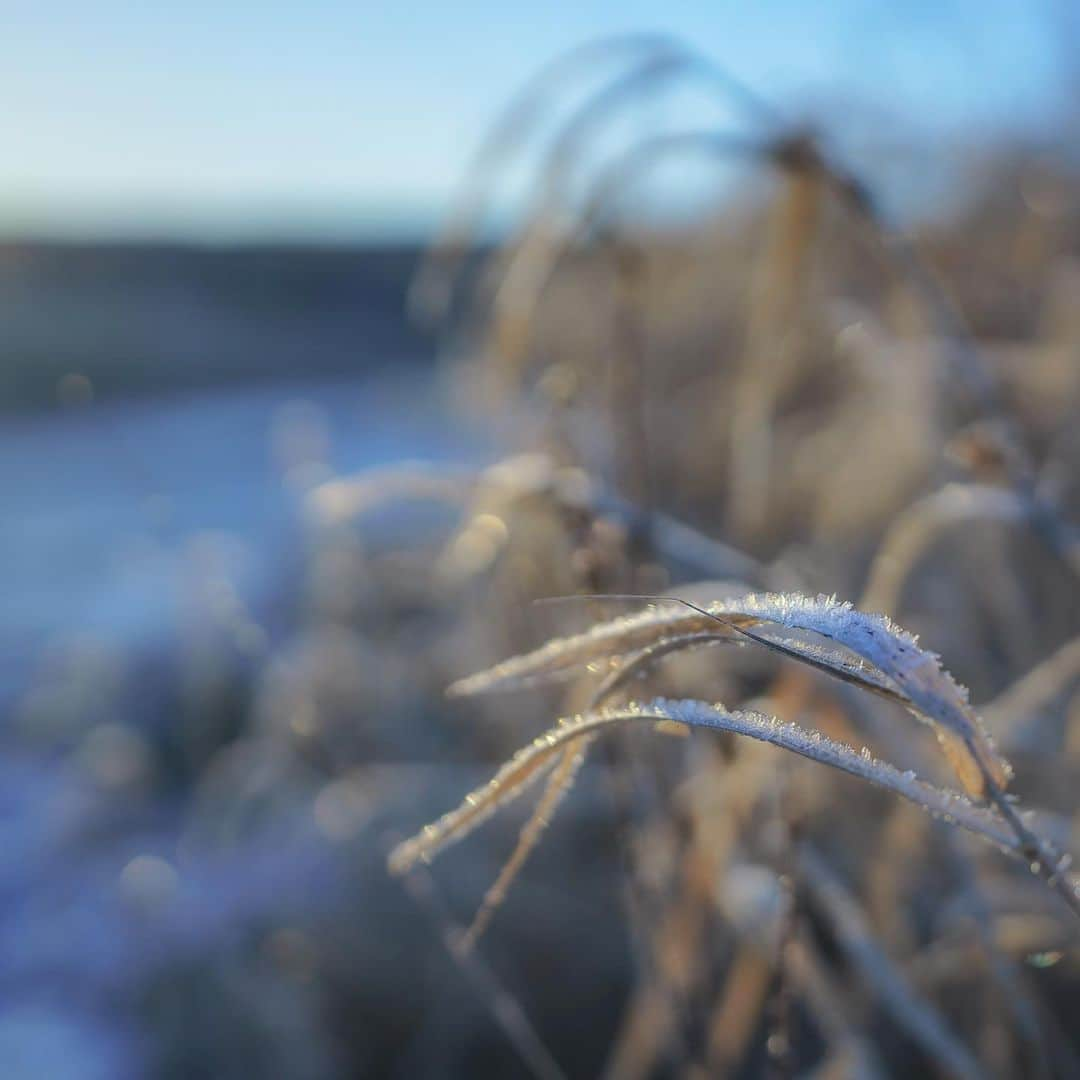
[392, 687, 1080, 918]
[447, 590, 1009, 797]
[445, 603, 733, 697]
[861, 483, 1047, 615]
[390, 697, 1020, 874]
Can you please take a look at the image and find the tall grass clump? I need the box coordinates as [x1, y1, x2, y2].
[314, 32, 1080, 1077]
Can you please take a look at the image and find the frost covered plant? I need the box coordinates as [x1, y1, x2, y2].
[389, 590, 1080, 940]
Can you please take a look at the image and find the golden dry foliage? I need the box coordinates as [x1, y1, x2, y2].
[356, 33, 1080, 1079]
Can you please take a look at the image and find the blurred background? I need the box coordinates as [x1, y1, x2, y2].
[4, 2, 1080, 1078]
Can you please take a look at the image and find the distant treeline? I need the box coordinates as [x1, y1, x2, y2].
[0, 242, 433, 410]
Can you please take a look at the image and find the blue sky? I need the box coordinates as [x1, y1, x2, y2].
[2, 0, 1074, 241]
